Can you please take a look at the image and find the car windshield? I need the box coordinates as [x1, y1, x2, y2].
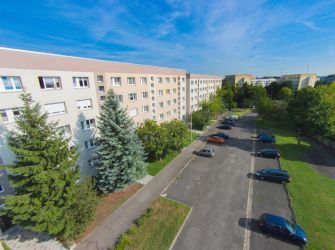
[284, 221, 295, 233]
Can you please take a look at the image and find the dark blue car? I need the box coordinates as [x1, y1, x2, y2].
[259, 213, 307, 246]
[257, 149, 280, 159]
[259, 134, 276, 143]
[210, 132, 229, 139]
[255, 168, 291, 183]
[218, 124, 232, 130]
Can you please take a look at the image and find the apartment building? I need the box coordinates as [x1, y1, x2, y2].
[0, 47, 186, 180]
[251, 77, 279, 87]
[281, 73, 317, 90]
[224, 74, 255, 87]
[186, 73, 222, 115]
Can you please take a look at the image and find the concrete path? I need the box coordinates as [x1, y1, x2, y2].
[75, 120, 218, 250]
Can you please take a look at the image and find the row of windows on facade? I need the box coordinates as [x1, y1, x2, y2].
[190, 86, 217, 93]
[0, 75, 186, 92]
[190, 79, 221, 85]
[110, 76, 185, 86]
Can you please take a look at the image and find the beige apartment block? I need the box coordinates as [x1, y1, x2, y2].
[0, 47, 186, 178]
[224, 74, 255, 88]
[186, 73, 222, 115]
[281, 73, 317, 90]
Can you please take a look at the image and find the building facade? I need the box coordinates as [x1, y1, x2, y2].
[251, 77, 279, 87]
[281, 73, 317, 90]
[186, 73, 222, 115]
[224, 74, 255, 88]
[0, 47, 188, 180]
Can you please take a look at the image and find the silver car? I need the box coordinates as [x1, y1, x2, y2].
[193, 148, 215, 157]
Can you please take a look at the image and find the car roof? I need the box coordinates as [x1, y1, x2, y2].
[261, 149, 278, 152]
[202, 148, 214, 151]
[264, 213, 289, 227]
[261, 168, 288, 174]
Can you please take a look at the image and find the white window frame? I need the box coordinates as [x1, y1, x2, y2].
[0, 76, 23, 92]
[142, 92, 148, 99]
[117, 95, 123, 103]
[159, 102, 164, 108]
[99, 96, 105, 102]
[158, 77, 163, 83]
[45, 102, 66, 116]
[57, 125, 72, 136]
[159, 114, 164, 120]
[111, 77, 121, 86]
[39, 76, 61, 90]
[85, 139, 95, 150]
[166, 78, 170, 84]
[158, 90, 163, 96]
[128, 93, 137, 101]
[128, 77, 136, 85]
[81, 119, 96, 130]
[97, 75, 103, 82]
[140, 77, 147, 85]
[142, 105, 149, 113]
[129, 108, 138, 117]
[73, 77, 89, 88]
[0, 110, 9, 123]
[76, 99, 92, 110]
[166, 89, 170, 95]
[98, 86, 105, 92]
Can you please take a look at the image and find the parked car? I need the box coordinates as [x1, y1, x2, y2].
[259, 134, 276, 143]
[223, 118, 235, 126]
[193, 148, 215, 157]
[227, 115, 238, 121]
[257, 149, 280, 158]
[218, 124, 232, 130]
[207, 136, 224, 144]
[257, 132, 275, 139]
[259, 213, 307, 246]
[210, 132, 229, 139]
[255, 168, 291, 183]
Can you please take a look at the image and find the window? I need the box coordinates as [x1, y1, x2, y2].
[0, 184, 4, 193]
[182, 87, 185, 92]
[98, 86, 105, 92]
[128, 93, 137, 101]
[76, 99, 92, 110]
[173, 78, 176, 83]
[117, 95, 123, 103]
[73, 77, 89, 88]
[182, 77, 185, 83]
[58, 125, 71, 135]
[0, 110, 9, 122]
[99, 96, 105, 102]
[159, 114, 164, 120]
[159, 102, 164, 107]
[81, 119, 95, 130]
[129, 108, 138, 117]
[158, 77, 162, 83]
[45, 102, 66, 116]
[140, 77, 147, 85]
[151, 76, 154, 81]
[158, 90, 163, 96]
[39, 76, 61, 89]
[166, 78, 170, 84]
[142, 92, 148, 99]
[166, 100, 171, 106]
[142, 105, 149, 112]
[166, 89, 170, 95]
[173, 88, 176, 93]
[0, 76, 22, 92]
[173, 109, 177, 114]
[85, 139, 95, 150]
[128, 77, 135, 85]
[97, 75, 103, 82]
[111, 77, 121, 86]
[173, 99, 177, 104]
[167, 111, 171, 116]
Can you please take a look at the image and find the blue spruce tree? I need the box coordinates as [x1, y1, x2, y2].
[95, 90, 147, 193]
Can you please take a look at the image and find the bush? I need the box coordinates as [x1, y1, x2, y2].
[189, 110, 209, 130]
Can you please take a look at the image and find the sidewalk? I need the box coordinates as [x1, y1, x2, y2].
[75, 121, 217, 250]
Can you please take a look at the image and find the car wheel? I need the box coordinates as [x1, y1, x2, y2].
[260, 176, 264, 180]
[281, 180, 286, 184]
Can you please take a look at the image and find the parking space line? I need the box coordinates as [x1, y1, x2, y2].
[243, 128, 257, 250]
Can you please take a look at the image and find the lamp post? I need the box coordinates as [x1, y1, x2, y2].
[190, 107, 192, 142]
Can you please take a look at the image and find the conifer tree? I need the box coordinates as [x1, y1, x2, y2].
[95, 90, 147, 193]
[3, 93, 96, 239]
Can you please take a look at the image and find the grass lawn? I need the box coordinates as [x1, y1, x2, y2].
[76, 183, 142, 243]
[147, 131, 199, 176]
[113, 197, 191, 250]
[229, 108, 253, 117]
[257, 118, 335, 250]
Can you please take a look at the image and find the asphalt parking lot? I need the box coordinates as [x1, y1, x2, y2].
[163, 113, 299, 250]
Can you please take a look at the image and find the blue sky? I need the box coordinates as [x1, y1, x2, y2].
[0, 0, 335, 76]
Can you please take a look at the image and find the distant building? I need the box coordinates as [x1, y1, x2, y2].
[320, 74, 335, 83]
[281, 73, 317, 90]
[224, 74, 255, 88]
[251, 77, 279, 87]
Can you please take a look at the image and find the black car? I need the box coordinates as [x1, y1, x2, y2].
[218, 124, 232, 130]
[255, 168, 291, 183]
[193, 148, 215, 157]
[222, 118, 235, 126]
[210, 132, 229, 139]
[259, 213, 307, 246]
[257, 149, 280, 159]
[257, 132, 275, 139]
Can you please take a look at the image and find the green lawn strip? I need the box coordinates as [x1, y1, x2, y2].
[113, 197, 191, 250]
[147, 131, 199, 176]
[257, 118, 335, 250]
[1, 241, 11, 250]
[229, 108, 252, 117]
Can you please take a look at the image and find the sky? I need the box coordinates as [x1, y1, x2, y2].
[0, 0, 335, 76]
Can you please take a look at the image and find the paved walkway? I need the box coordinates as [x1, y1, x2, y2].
[75, 121, 218, 250]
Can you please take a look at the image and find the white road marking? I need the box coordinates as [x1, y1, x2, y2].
[243, 128, 257, 250]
